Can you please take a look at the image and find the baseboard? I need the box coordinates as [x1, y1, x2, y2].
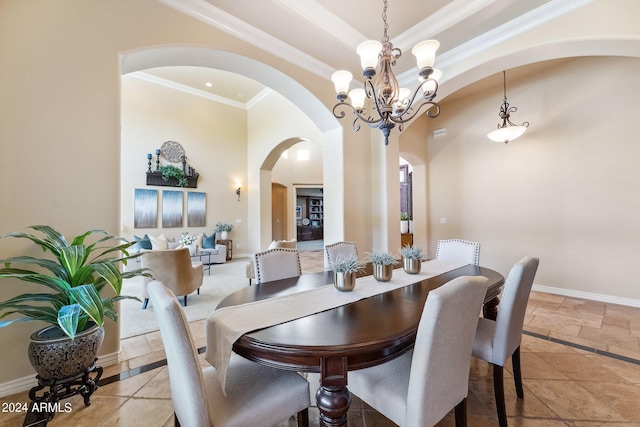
[0, 374, 38, 398]
[0, 350, 121, 398]
[533, 284, 640, 308]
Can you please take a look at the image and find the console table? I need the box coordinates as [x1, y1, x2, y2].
[216, 239, 232, 261]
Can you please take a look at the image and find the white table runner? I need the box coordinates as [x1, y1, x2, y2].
[205, 259, 466, 392]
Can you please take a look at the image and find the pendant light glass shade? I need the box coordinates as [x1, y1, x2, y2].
[331, 70, 353, 97]
[357, 40, 383, 71]
[487, 125, 528, 143]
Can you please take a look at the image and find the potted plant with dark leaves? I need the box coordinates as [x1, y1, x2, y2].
[0, 225, 147, 388]
[367, 250, 399, 282]
[329, 254, 365, 292]
[400, 244, 426, 274]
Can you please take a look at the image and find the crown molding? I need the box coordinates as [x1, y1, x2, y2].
[246, 87, 275, 109]
[128, 71, 250, 109]
[393, 0, 497, 51]
[436, 0, 594, 70]
[274, 0, 367, 48]
[158, 0, 336, 79]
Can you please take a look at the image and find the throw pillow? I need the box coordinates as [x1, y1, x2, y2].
[148, 233, 168, 250]
[167, 241, 182, 249]
[268, 240, 278, 250]
[277, 239, 297, 249]
[202, 232, 217, 249]
[132, 235, 152, 252]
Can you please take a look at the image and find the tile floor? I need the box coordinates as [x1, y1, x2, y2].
[2, 253, 639, 426]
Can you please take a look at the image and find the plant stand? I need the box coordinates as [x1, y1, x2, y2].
[26, 359, 103, 422]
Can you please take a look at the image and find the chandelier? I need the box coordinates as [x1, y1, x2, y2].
[487, 70, 529, 143]
[331, 0, 441, 145]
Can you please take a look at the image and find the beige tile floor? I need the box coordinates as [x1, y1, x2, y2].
[2, 253, 639, 426]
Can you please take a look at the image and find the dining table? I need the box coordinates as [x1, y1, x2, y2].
[211, 261, 505, 426]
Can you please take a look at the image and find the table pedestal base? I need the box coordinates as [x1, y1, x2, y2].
[483, 296, 500, 320]
[316, 385, 351, 427]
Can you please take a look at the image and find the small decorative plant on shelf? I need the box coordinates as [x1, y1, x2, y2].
[400, 212, 410, 234]
[329, 254, 365, 292]
[159, 165, 188, 187]
[0, 225, 148, 396]
[400, 244, 426, 274]
[215, 222, 233, 239]
[367, 250, 399, 282]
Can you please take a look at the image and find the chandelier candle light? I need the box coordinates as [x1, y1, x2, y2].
[331, 0, 441, 145]
[487, 70, 529, 143]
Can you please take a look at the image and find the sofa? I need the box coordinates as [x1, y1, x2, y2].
[132, 232, 227, 264]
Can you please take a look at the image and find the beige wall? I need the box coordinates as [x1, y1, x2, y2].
[120, 74, 248, 251]
[425, 56, 640, 302]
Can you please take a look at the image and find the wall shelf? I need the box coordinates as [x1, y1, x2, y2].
[146, 171, 199, 188]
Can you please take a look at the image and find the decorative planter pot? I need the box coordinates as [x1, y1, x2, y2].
[334, 271, 357, 292]
[28, 323, 104, 381]
[401, 220, 409, 234]
[403, 258, 422, 274]
[373, 264, 393, 282]
[186, 244, 196, 256]
[220, 231, 228, 240]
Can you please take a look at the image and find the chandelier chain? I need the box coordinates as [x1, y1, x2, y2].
[502, 70, 508, 102]
[382, 0, 389, 44]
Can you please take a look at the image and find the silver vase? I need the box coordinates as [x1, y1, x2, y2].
[373, 264, 393, 282]
[334, 271, 357, 292]
[403, 258, 422, 274]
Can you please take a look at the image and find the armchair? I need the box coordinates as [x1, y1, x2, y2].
[141, 247, 203, 309]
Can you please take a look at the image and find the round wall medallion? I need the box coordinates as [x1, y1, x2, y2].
[160, 140, 185, 163]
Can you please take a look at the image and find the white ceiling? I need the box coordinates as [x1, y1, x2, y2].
[144, 0, 587, 105]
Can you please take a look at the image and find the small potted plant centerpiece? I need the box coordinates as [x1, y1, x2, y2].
[215, 222, 233, 240]
[400, 244, 426, 274]
[0, 225, 147, 401]
[180, 232, 197, 256]
[329, 254, 365, 292]
[367, 250, 399, 282]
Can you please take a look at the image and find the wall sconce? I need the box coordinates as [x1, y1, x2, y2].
[236, 186, 241, 201]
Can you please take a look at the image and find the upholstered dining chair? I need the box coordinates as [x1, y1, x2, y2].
[435, 239, 480, 265]
[325, 241, 359, 265]
[472, 256, 539, 427]
[147, 281, 311, 427]
[253, 248, 302, 284]
[348, 275, 489, 427]
[141, 247, 203, 309]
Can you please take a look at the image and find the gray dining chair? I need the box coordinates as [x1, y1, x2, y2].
[147, 281, 311, 427]
[435, 239, 480, 265]
[325, 241, 358, 265]
[472, 256, 539, 427]
[253, 248, 301, 284]
[348, 275, 489, 427]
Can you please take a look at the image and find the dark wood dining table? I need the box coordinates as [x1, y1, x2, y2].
[216, 263, 505, 426]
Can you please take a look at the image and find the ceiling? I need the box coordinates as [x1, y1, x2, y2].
[142, 0, 585, 106]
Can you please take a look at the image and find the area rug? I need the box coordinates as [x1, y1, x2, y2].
[119, 257, 251, 338]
